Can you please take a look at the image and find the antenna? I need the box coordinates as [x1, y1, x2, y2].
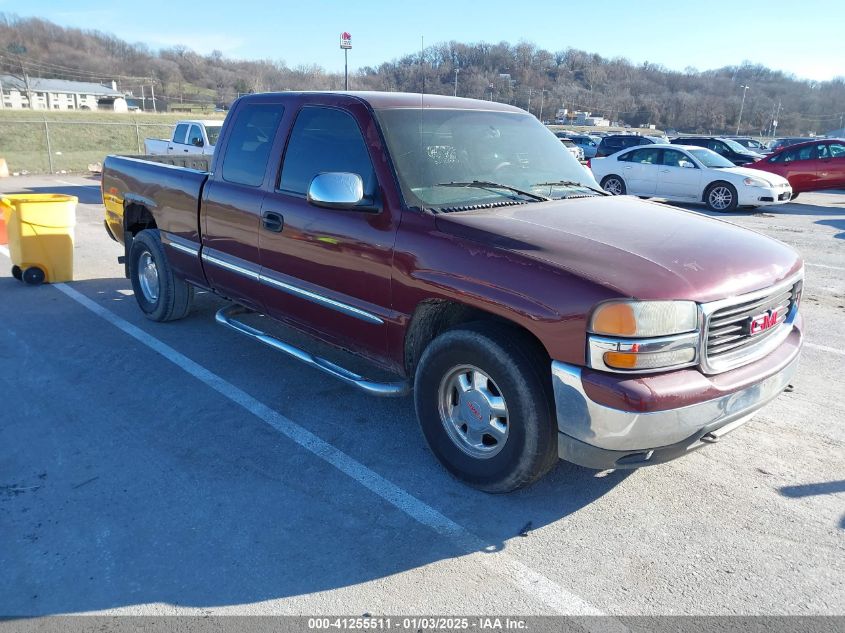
[420, 35, 424, 177]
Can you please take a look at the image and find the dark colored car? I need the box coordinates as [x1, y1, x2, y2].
[671, 137, 763, 166]
[595, 134, 667, 158]
[750, 138, 845, 197]
[726, 136, 770, 154]
[101, 92, 803, 492]
[768, 137, 816, 153]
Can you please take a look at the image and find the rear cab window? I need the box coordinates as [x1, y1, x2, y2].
[221, 103, 285, 187]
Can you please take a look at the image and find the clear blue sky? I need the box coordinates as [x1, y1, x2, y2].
[5, 0, 844, 81]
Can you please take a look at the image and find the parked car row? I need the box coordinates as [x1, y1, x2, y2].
[589, 145, 792, 211]
[587, 134, 845, 209]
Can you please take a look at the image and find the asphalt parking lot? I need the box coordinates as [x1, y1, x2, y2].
[1, 174, 843, 617]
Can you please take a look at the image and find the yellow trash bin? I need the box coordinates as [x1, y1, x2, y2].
[1, 193, 77, 285]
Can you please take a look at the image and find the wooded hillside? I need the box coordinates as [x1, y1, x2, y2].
[2, 13, 843, 135]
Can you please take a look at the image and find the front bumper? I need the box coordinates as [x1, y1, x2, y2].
[551, 327, 802, 470]
[738, 184, 792, 206]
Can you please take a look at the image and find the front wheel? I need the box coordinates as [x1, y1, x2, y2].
[600, 175, 626, 195]
[414, 323, 558, 493]
[129, 229, 194, 322]
[790, 192, 800, 201]
[705, 182, 738, 212]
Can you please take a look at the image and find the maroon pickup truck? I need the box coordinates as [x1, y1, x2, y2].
[102, 92, 803, 492]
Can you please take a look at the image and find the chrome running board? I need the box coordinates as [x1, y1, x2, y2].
[215, 304, 410, 398]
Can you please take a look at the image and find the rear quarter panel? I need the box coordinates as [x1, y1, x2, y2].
[102, 155, 208, 284]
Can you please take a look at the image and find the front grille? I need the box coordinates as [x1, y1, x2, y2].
[706, 283, 798, 362]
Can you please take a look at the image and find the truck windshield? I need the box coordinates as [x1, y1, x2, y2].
[206, 125, 223, 146]
[374, 108, 600, 211]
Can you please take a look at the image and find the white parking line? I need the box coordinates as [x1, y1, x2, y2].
[806, 342, 845, 357]
[50, 282, 615, 621]
[806, 262, 845, 272]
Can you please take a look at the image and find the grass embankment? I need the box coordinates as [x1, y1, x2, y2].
[0, 110, 225, 173]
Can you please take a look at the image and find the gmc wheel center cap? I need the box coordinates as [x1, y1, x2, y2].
[461, 392, 489, 428]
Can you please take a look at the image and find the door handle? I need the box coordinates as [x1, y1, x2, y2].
[660, 169, 669, 173]
[184, 149, 189, 153]
[262, 211, 284, 232]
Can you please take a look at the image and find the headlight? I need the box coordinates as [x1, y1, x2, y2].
[588, 301, 700, 373]
[590, 300, 699, 337]
[743, 176, 770, 187]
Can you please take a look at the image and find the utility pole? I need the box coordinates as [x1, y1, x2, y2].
[527, 88, 533, 115]
[6, 44, 33, 108]
[453, 68, 459, 97]
[736, 84, 750, 135]
[539, 89, 547, 122]
[150, 80, 157, 113]
[772, 101, 782, 139]
[140, 84, 145, 111]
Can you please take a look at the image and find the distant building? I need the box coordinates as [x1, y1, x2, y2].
[572, 111, 610, 127]
[0, 76, 127, 111]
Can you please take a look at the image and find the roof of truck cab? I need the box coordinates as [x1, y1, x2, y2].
[244, 91, 525, 113]
[176, 119, 224, 126]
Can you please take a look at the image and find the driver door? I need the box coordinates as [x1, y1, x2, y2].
[257, 99, 399, 360]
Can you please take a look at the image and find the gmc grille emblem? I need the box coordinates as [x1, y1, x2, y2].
[748, 309, 779, 336]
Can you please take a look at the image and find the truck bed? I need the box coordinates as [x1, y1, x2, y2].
[102, 154, 209, 248]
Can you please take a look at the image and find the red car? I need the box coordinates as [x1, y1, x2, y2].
[751, 138, 845, 197]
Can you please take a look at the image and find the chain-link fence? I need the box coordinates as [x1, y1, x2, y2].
[0, 120, 179, 174]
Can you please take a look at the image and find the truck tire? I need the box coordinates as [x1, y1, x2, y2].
[129, 229, 194, 322]
[414, 322, 558, 493]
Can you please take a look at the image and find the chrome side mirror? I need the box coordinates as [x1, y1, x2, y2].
[307, 172, 364, 209]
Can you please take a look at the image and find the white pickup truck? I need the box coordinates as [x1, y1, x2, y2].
[144, 120, 223, 156]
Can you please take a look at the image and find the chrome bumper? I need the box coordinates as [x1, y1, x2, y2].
[551, 345, 800, 469]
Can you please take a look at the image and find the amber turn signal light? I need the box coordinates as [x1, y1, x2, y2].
[591, 303, 637, 336]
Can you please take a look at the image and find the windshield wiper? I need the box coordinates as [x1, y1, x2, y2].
[434, 181, 550, 202]
[532, 180, 608, 196]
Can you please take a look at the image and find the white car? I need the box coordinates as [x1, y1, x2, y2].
[559, 137, 585, 162]
[589, 144, 792, 211]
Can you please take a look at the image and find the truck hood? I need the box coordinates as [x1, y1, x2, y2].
[435, 195, 802, 303]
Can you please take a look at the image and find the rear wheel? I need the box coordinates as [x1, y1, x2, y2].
[600, 175, 626, 195]
[705, 182, 738, 212]
[129, 229, 194, 322]
[414, 323, 558, 493]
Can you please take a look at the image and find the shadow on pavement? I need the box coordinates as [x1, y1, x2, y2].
[13, 185, 103, 205]
[1, 276, 631, 615]
[779, 480, 845, 498]
[815, 218, 845, 239]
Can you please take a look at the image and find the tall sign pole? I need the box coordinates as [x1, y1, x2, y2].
[340, 32, 352, 90]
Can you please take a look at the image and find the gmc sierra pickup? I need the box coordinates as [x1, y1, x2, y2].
[102, 92, 803, 492]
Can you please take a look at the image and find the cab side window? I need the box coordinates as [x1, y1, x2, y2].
[221, 103, 285, 187]
[187, 125, 204, 147]
[172, 123, 189, 144]
[279, 106, 376, 196]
